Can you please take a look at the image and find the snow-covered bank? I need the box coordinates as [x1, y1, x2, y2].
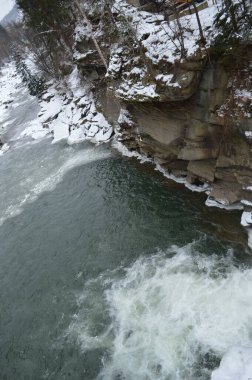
[108, 0, 220, 101]
[0, 62, 46, 150]
[0, 62, 22, 134]
[22, 67, 113, 145]
[0, 62, 113, 153]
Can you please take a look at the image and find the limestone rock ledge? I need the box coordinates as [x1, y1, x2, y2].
[115, 58, 252, 211]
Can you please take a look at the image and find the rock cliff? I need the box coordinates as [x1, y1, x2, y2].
[72, 0, 252, 212]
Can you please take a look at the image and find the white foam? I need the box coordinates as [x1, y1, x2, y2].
[0, 147, 111, 225]
[70, 244, 252, 380]
[211, 346, 252, 380]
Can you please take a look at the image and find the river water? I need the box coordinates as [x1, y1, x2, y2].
[1, 67, 252, 380]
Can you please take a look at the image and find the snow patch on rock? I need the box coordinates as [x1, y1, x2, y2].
[34, 67, 113, 144]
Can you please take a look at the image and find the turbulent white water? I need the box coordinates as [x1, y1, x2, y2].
[69, 242, 252, 380]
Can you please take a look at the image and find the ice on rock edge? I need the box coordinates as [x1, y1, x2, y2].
[241, 211, 252, 227]
[206, 197, 244, 211]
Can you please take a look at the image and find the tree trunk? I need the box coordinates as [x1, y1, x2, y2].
[192, 0, 205, 42]
[225, 0, 238, 32]
[73, 0, 108, 70]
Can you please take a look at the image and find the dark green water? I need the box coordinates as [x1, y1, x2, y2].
[1, 136, 252, 380]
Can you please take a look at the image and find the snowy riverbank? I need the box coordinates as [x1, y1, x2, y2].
[22, 67, 113, 145]
[0, 62, 113, 149]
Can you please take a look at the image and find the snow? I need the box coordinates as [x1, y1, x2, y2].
[0, 62, 23, 127]
[0, 0, 14, 22]
[156, 74, 180, 88]
[233, 88, 252, 118]
[51, 118, 69, 143]
[248, 230, 252, 249]
[109, 0, 220, 101]
[117, 82, 159, 101]
[0, 62, 52, 146]
[0, 61, 113, 151]
[241, 211, 252, 227]
[20, 120, 49, 140]
[74, 24, 92, 42]
[235, 89, 252, 101]
[245, 131, 252, 138]
[107, 55, 122, 77]
[241, 199, 252, 207]
[30, 66, 114, 144]
[118, 108, 135, 127]
[112, 140, 152, 163]
[206, 197, 244, 210]
[112, 1, 219, 64]
[0, 143, 10, 156]
[211, 346, 252, 380]
[38, 97, 62, 124]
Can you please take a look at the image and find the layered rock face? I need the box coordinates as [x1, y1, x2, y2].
[74, 0, 252, 208]
[117, 60, 252, 206]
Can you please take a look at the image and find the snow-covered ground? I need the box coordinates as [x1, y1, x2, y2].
[0, 62, 113, 150]
[113, 0, 218, 64]
[32, 67, 112, 144]
[0, 62, 22, 128]
[108, 0, 220, 101]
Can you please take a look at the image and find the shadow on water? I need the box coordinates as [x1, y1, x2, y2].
[125, 156, 249, 249]
[0, 144, 251, 380]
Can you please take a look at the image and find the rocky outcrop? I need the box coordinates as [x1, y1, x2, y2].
[115, 59, 252, 208]
[73, 0, 252, 210]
